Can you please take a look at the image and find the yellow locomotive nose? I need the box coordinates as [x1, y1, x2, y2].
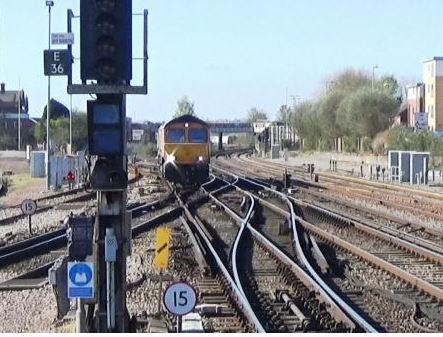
[165, 144, 208, 165]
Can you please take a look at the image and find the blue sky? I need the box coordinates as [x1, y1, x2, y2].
[0, 0, 442, 122]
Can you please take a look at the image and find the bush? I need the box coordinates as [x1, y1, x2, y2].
[343, 135, 358, 153]
[386, 126, 443, 166]
[0, 176, 11, 195]
[128, 142, 157, 159]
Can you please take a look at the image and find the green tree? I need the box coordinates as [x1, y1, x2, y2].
[316, 90, 345, 141]
[34, 122, 46, 144]
[34, 111, 88, 152]
[71, 112, 88, 151]
[247, 107, 268, 122]
[276, 105, 291, 124]
[286, 69, 403, 153]
[328, 69, 371, 93]
[378, 74, 402, 103]
[291, 101, 323, 150]
[378, 75, 398, 95]
[0, 133, 15, 150]
[336, 87, 398, 138]
[173, 96, 195, 118]
[51, 118, 70, 146]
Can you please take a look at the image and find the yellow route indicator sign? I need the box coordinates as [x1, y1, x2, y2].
[154, 227, 170, 270]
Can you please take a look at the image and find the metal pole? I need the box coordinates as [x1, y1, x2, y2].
[157, 270, 163, 314]
[46, 4, 52, 192]
[371, 65, 378, 90]
[177, 316, 182, 333]
[70, 94, 73, 154]
[285, 87, 288, 107]
[17, 85, 21, 151]
[76, 299, 86, 333]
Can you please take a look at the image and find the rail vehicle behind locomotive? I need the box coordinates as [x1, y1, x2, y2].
[157, 115, 211, 185]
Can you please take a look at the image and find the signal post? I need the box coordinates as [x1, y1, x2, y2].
[87, 95, 129, 332]
[80, 0, 133, 330]
[66, 0, 148, 332]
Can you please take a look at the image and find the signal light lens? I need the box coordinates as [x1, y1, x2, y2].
[97, 36, 116, 56]
[96, 59, 117, 80]
[96, 0, 116, 12]
[96, 14, 116, 34]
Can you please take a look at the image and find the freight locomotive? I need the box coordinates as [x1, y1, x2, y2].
[157, 115, 210, 185]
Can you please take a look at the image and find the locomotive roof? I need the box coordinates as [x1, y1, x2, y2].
[163, 114, 209, 128]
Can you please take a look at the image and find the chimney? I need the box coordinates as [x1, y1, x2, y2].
[0, 83, 4, 93]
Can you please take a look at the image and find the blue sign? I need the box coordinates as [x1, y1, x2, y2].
[67, 262, 94, 299]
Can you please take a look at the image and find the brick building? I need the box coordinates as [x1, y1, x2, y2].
[0, 83, 36, 149]
[406, 83, 425, 128]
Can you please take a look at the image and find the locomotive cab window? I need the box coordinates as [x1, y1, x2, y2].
[167, 128, 185, 143]
[189, 128, 208, 143]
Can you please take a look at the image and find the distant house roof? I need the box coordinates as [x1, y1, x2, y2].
[423, 57, 443, 63]
[395, 103, 408, 116]
[132, 122, 149, 130]
[0, 83, 29, 115]
[406, 83, 424, 89]
[43, 99, 70, 119]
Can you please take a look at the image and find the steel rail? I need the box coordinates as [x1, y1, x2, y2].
[240, 155, 443, 204]
[287, 196, 443, 302]
[0, 192, 94, 226]
[0, 206, 183, 269]
[230, 192, 254, 299]
[295, 199, 443, 265]
[173, 187, 266, 333]
[233, 165, 443, 327]
[205, 177, 360, 330]
[204, 176, 253, 300]
[231, 157, 443, 250]
[0, 195, 176, 264]
[211, 165, 379, 333]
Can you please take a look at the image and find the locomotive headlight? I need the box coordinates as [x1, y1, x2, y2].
[198, 156, 204, 162]
[166, 154, 176, 163]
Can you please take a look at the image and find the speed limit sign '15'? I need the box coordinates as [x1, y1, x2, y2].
[21, 199, 37, 215]
[163, 281, 197, 316]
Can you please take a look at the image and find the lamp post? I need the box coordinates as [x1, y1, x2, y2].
[325, 81, 335, 95]
[46, 0, 54, 192]
[17, 79, 21, 151]
[70, 94, 72, 154]
[372, 65, 378, 90]
[290, 95, 302, 109]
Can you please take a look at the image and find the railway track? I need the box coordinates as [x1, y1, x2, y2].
[0, 185, 179, 291]
[200, 174, 372, 332]
[211, 164, 443, 332]
[0, 174, 146, 228]
[236, 155, 443, 223]
[216, 156, 443, 253]
[1, 177, 261, 332]
[4, 157, 443, 332]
